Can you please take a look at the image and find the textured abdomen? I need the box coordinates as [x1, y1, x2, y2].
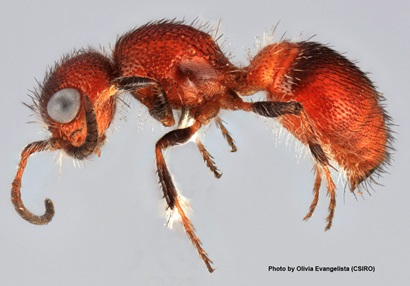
[241, 41, 391, 190]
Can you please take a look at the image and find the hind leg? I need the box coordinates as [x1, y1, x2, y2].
[299, 111, 337, 230]
[323, 165, 336, 231]
[303, 164, 322, 221]
[219, 90, 338, 230]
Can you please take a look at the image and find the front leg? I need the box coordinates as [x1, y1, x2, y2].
[115, 76, 175, 127]
[148, 87, 175, 127]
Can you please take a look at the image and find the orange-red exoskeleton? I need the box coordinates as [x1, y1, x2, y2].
[11, 20, 393, 272]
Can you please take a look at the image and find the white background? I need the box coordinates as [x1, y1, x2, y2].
[1, 0, 409, 285]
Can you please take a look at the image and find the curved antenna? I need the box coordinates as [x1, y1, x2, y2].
[11, 95, 99, 224]
[11, 140, 57, 225]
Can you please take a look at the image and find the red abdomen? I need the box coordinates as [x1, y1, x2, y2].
[241, 41, 391, 190]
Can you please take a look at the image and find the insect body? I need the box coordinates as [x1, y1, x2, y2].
[11, 20, 392, 272]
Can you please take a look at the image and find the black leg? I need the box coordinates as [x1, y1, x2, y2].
[149, 87, 175, 127]
[222, 91, 337, 231]
[298, 111, 337, 231]
[155, 121, 201, 208]
[114, 76, 158, 91]
[252, 101, 302, 117]
[154, 120, 215, 272]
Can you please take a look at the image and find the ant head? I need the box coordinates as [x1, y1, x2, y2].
[35, 50, 117, 158]
[11, 50, 118, 224]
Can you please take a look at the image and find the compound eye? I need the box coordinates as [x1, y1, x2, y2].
[47, 88, 81, 123]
